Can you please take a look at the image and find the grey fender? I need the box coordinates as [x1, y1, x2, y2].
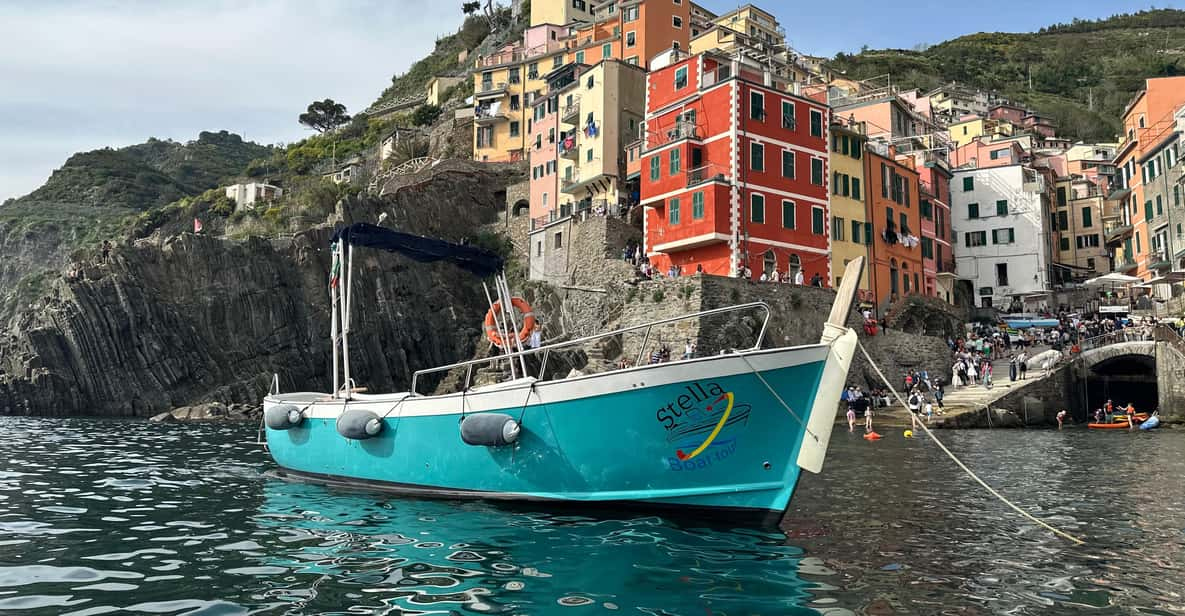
[460, 413, 521, 447]
[337, 408, 384, 440]
[265, 404, 303, 430]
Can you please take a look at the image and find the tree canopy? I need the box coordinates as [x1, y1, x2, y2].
[299, 99, 352, 133]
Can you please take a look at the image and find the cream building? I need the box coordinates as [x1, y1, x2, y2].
[425, 76, 464, 106]
[828, 120, 872, 294]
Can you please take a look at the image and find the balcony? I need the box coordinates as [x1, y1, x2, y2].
[561, 96, 581, 124]
[560, 163, 604, 195]
[1150, 251, 1171, 270]
[559, 136, 580, 159]
[1116, 258, 1138, 273]
[648, 121, 700, 149]
[1104, 222, 1133, 245]
[475, 81, 509, 100]
[473, 107, 507, 125]
[686, 164, 730, 187]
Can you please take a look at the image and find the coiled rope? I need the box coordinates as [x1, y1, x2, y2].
[857, 340, 1086, 546]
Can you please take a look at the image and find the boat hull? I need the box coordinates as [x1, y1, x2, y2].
[264, 337, 853, 523]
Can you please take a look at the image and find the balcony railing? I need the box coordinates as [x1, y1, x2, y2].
[473, 108, 507, 124]
[559, 137, 580, 159]
[561, 96, 581, 123]
[1116, 258, 1138, 272]
[648, 121, 700, 149]
[686, 164, 730, 187]
[1150, 251, 1171, 270]
[476, 81, 509, 98]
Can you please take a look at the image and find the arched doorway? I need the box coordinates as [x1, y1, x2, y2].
[763, 250, 777, 278]
[890, 259, 899, 295]
[512, 200, 529, 217]
[789, 254, 801, 282]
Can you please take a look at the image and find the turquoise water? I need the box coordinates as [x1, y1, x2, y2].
[0, 417, 1182, 614]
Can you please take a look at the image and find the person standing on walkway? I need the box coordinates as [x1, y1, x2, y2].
[933, 378, 945, 412]
[982, 361, 993, 389]
[1008, 354, 1017, 381]
[1017, 351, 1027, 380]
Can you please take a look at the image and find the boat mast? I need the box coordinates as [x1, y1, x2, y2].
[341, 242, 354, 398]
[497, 273, 530, 377]
[330, 241, 341, 398]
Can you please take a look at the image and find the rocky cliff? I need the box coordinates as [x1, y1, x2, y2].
[0, 165, 512, 417]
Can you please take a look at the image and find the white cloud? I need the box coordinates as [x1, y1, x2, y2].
[0, 0, 464, 200]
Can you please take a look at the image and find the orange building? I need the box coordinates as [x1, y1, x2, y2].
[865, 148, 925, 308]
[1112, 76, 1185, 280]
[559, 0, 692, 69]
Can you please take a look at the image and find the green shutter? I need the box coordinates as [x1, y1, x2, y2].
[692, 192, 704, 219]
[852, 177, 862, 200]
[649, 156, 660, 181]
[782, 200, 794, 228]
[811, 158, 823, 185]
[963, 176, 974, 191]
[1082, 207, 1092, 227]
[968, 202, 978, 219]
[669, 149, 680, 175]
[1060, 237, 1070, 251]
[996, 200, 1007, 216]
[812, 207, 825, 234]
[669, 198, 680, 224]
[751, 194, 764, 223]
[1146, 200, 1154, 220]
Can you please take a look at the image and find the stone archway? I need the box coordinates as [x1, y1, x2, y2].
[511, 200, 529, 217]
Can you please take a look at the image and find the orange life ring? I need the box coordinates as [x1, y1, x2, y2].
[484, 297, 536, 348]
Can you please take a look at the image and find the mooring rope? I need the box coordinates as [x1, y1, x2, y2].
[736, 353, 821, 443]
[856, 339, 1086, 546]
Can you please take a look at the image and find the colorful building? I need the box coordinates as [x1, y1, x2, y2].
[828, 119, 871, 296]
[916, 152, 954, 301]
[864, 147, 924, 308]
[527, 59, 647, 279]
[1110, 76, 1185, 280]
[640, 51, 831, 279]
[688, 4, 803, 83]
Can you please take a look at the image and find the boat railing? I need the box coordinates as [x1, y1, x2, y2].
[410, 301, 772, 395]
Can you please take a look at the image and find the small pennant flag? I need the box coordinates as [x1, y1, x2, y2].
[194, 218, 203, 233]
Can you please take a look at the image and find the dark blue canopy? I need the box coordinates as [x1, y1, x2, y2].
[331, 223, 504, 277]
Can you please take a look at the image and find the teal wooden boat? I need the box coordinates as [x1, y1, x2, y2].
[262, 224, 863, 525]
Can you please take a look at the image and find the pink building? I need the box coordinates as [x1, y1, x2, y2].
[528, 64, 588, 224]
[987, 103, 1026, 124]
[523, 24, 566, 50]
[1022, 113, 1057, 138]
[950, 137, 1026, 169]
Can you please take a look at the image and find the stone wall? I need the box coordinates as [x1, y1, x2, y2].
[614, 275, 954, 385]
[527, 214, 639, 289]
[1156, 342, 1185, 422]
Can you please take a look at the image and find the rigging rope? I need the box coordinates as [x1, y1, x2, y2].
[737, 353, 820, 443]
[856, 339, 1086, 546]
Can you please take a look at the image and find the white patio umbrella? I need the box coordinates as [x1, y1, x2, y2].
[1082, 272, 1142, 286]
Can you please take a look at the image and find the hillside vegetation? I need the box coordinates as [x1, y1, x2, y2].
[829, 9, 1185, 140]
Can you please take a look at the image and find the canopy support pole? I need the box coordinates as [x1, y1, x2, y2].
[341, 243, 354, 398]
[330, 243, 341, 399]
[498, 273, 530, 377]
[483, 282, 517, 380]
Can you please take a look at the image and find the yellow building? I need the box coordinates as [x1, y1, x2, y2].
[473, 26, 568, 162]
[530, 0, 593, 27]
[688, 4, 806, 83]
[948, 116, 1016, 148]
[1053, 175, 1110, 281]
[828, 120, 872, 293]
[425, 76, 463, 107]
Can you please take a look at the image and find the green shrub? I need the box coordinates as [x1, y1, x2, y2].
[411, 104, 443, 126]
[652, 289, 665, 303]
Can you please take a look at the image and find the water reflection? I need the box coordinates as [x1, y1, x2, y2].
[251, 482, 821, 614]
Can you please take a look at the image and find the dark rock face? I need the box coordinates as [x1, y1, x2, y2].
[0, 169, 508, 417]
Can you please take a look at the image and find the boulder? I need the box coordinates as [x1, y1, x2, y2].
[149, 410, 176, 423]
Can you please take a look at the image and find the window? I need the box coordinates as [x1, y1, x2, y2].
[809, 109, 823, 137]
[965, 231, 987, 247]
[781, 150, 795, 179]
[626, 31, 636, 47]
[649, 156, 660, 181]
[1082, 206, 1093, 228]
[751, 193, 765, 223]
[669, 197, 681, 224]
[963, 176, 974, 191]
[750, 91, 765, 120]
[992, 228, 1015, 244]
[851, 220, 861, 243]
[692, 191, 705, 219]
[920, 199, 932, 219]
[1056, 186, 1067, 206]
[1076, 234, 1100, 248]
[996, 199, 1008, 216]
[1087, 257, 1095, 270]
[1176, 185, 1182, 207]
[669, 149, 681, 175]
[1058, 210, 1068, 231]
[510, 94, 521, 110]
[881, 163, 889, 198]
[782, 101, 795, 130]
[1146, 200, 1154, 220]
[968, 202, 979, 219]
[673, 16, 683, 28]
[810, 158, 823, 185]
[602, 43, 612, 58]
[851, 177, 861, 200]
[553, 55, 563, 69]
[1157, 195, 1163, 216]
[900, 212, 908, 233]
[674, 66, 688, 89]
[554, 231, 563, 248]
[921, 237, 933, 258]
[575, 51, 584, 64]
[536, 241, 542, 257]
[781, 200, 795, 229]
[832, 216, 845, 241]
[586, 148, 593, 162]
[750, 142, 764, 171]
[1060, 237, 1070, 251]
[832, 171, 840, 195]
[509, 121, 520, 137]
[995, 263, 1009, 286]
[812, 206, 825, 235]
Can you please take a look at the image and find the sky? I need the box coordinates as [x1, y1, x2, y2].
[0, 0, 1169, 202]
